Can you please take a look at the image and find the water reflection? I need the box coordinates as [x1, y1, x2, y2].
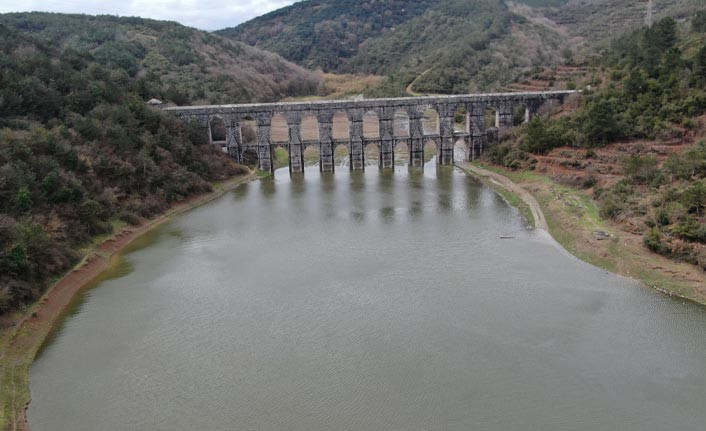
[319, 172, 337, 221]
[407, 167, 425, 221]
[287, 172, 308, 223]
[259, 175, 276, 199]
[251, 158, 484, 226]
[349, 171, 366, 223]
[377, 169, 396, 223]
[463, 175, 483, 215]
[435, 164, 454, 213]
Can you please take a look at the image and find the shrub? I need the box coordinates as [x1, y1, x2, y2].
[644, 227, 671, 255]
[119, 211, 142, 226]
[14, 186, 33, 213]
[693, 10, 706, 33]
[680, 180, 706, 215]
[673, 218, 706, 243]
[600, 195, 626, 219]
[486, 143, 528, 169]
[581, 176, 597, 189]
[664, 201, 687, 224]
[697, 250, 706, 271]
[694, 44, 706, 85]
[655, 207, 670, 226]
[665, 141, 706, 180]
[0, 288, 11, 314]
[520, 118, 569, 154]
[580, 97, 627, 146]
[623, 155, 659, 184]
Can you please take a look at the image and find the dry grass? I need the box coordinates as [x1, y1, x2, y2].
[281, 73, 384, 102]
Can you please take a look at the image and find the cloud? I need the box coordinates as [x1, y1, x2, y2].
[0, 0, 299, 30]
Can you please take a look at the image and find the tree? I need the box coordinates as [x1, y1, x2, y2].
[649, 17, 677, 51]
[694, 44, 706, 84]
[581, 98, 626, 146]
[623, 155, 659, 184]
[14, 187, 33, 213]
[692, 10, 706, 33]
[624, 69, 646, 99]
[681, 181, 706, 216]
[164, 84, 190, 106]
[521, 118, 568, 154]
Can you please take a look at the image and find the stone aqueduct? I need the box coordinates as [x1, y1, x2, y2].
[164, 91, 576, 173]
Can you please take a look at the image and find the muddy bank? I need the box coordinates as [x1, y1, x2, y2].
[457, 162, 547, 230]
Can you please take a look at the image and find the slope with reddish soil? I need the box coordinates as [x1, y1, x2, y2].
[532, 137, 695, 190]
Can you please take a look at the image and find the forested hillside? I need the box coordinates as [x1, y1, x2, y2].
[219, 0, 569, 94]
[546, 0, 703, 46]
[489, 14, 706, 269]
[218, 0, 438, 72]
[0, 17, 262, 314]
[220, 0, 703, 95]
[345, 0, 564, 94]
[0, 13, 321, 105]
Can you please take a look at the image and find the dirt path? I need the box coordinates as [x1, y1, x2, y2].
[406, 69, 432, 96]
[0, 171, 259, 431]
[458, 162, 549, 230]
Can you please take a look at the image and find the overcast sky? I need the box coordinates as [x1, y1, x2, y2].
[0, 0, 300, 30]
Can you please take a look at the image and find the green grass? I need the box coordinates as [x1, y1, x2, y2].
[273, 148, 290, 170]
[1, 348, 31, 428]
[535, 189, 620, 273]
[304, 151, 321, 166]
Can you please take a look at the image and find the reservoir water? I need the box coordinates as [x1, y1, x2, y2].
[29, 161, 706, 430]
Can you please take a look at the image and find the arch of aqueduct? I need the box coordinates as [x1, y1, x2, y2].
[165, 91, 576, 173]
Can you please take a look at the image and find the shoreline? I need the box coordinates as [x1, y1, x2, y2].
[0, 170, 260, 431]
[456, 161, 546, 231]
[456, 161, 706, 307]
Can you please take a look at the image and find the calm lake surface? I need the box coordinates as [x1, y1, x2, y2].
[30, 160, 706, 431]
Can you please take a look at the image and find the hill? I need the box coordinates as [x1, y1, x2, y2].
[219, 0, 571, 93]
[345, 0, 568, 94]
[0, 12, 321, 105]
[0, 13, 284, 314]
[218, 0, 438, 72]
[219, 0, 703, 95]
[546, 0, 703, 46]
[486, 14, 706, 275]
